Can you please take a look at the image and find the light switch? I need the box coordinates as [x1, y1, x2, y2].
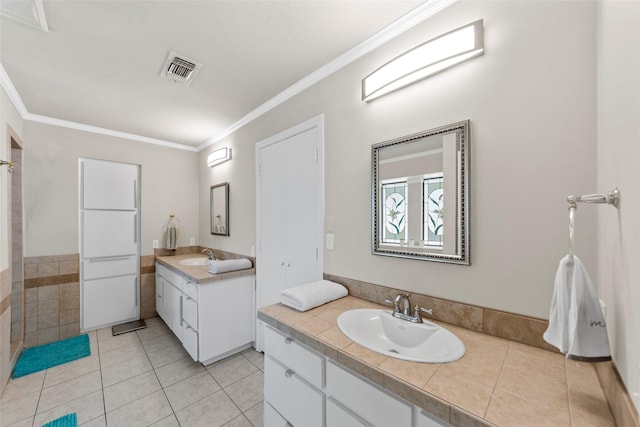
[189, 237, 196, 245]
[326, 233, 335, 250]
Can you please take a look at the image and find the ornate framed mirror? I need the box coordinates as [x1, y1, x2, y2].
[372, 120, 470, 264]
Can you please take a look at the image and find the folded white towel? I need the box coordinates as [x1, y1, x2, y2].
[280, 280, 348, 312]
[208, 258, 252, 274]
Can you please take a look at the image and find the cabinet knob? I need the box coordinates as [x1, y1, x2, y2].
[284, 369, 295, 378]
[280, 262, 285, 266]
[284, 337, 294, 344]
[287, 263, 291, 267]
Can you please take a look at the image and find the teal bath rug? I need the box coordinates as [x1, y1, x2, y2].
[13, 334, 90, 379]
[40, 413, 77, 427]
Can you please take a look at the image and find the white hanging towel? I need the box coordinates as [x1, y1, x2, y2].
[543, 255, 611, 360]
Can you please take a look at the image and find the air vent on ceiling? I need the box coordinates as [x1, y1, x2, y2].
[160, 51, 202, 86]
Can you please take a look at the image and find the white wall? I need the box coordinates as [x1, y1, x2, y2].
[24, 122, 199, 256]
[597, 0, 640, 412]
[199, 0, 598, 319]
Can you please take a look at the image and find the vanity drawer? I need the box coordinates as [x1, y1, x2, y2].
[182, 322, 198, 361]
[264, 325, 323, 389]
[156, 263, 182, 290]
[265, 356, 324, 427]
[327, 397, 371, 427]
[326, 360, 411, 427]
[182, 280, 198, 300]
[182, 296, 198, 331]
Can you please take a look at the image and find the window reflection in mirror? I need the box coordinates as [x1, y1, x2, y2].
[372, 120, 470, 264]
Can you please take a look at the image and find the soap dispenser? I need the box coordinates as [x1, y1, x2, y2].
[166, 214, 180, 250]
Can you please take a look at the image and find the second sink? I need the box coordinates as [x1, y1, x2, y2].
[337, 308, 465, 363]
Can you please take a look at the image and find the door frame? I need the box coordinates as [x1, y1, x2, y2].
[255, 114, 325, 350]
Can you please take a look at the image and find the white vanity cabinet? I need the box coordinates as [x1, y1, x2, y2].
[264, 325, 325, 427]
[263, 324, 451, 427]
[155, 262, 255, 364]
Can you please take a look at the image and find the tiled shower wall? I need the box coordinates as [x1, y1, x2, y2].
[23, 254, 158, 347]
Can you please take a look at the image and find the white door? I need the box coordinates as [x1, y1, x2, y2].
[82, 159, 138, 210]
[256, 116, 324, 350]
[83, 275, 138, 330]
[79, 158, 140, 331]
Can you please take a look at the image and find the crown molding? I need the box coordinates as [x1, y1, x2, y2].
[197, 0, 457, 151]
[2, 0, 456, 154]
[0, 63, 196, 152]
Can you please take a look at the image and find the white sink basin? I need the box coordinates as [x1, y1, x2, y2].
[337, 309, 465, 363]
[178, 257, 209, 266]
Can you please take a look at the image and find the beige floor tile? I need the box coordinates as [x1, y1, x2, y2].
[222, 415, 253, 427]
[97, 330, 140, 354]
[33, 390, 104, 426]
[106, 390, 173, 427]
[175, 390, 241, 427]
[80, 415, 107, 427]
[141, 333, 182, 354]
[241, 348, 264, 370]
[0, 390, 40, 426]
[154, 356, 205, 388]
[207, 354, 258, 387]
[136, 322, 172, 342]
[224, 371, 264, 412]
[37, 371, 102, 413]
[0, 371, 45, 401]
[150, 414, 180, 427]
[243, 401, 264, 427]
[164, 371, 221, 412]
[98, 340, 145, 369]
[146, 343, 190, 369]
[3, 416, 34, 427]
[43, 354, 100, 388]
[100, 352, 153, 388]
[103, 371, 162, 413]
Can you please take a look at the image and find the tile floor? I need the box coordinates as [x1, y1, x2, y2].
[0, 317, 265, 427]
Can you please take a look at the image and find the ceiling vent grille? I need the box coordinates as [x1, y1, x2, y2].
[160, 51, 202, 86]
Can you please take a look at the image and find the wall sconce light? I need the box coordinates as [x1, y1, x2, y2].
[0, 160, 14, 173]
[207, 147, 232, 167]
[362, 19, 484, 102]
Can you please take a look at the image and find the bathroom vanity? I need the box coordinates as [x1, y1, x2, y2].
[259, 297, 615, 427]
[155, 255, 255, 365]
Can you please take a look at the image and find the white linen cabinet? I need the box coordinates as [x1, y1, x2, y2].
[255, 117, 324, 350]
[80, 158, 140, 331]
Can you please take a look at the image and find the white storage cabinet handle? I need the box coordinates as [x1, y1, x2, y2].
[284, 369, 295, 378]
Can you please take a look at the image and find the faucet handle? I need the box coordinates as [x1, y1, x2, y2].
[384, 297, 400, 313]
[414, 304, 433, 317]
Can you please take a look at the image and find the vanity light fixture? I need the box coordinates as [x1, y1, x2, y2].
[362, 19, 484, 102]
[207, 147, 232, 167]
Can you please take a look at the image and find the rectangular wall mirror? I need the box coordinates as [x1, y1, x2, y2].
[372, 120, 470, 264]
[210, 182, 229, 236]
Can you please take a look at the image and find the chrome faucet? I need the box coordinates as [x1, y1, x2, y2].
[385, 293, 433, 324]
[201, 248, 215, 260]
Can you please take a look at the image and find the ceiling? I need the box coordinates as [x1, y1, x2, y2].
[0, 0, 426, 150]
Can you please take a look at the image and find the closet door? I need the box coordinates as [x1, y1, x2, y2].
[256, 117, 324, 350]
[82, 159, 138, 210]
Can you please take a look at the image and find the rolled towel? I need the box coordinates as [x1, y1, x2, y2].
[208, 258, 252, 274]
[280, 280, 348, 312]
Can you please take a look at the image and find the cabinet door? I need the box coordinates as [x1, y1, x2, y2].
[282, 128, 322, 288]
[81, 158, 138, 210]
[155, 275, 165, 321]
[83, 275, 137, 330]
[82, 211, 137, 258]
[168, 284, 183, 341]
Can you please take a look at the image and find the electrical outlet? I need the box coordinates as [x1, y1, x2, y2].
[189, 237, 196, 245]
[326, 233, 335, 250]
[152, 240, 159, 249]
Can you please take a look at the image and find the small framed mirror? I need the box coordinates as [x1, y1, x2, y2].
[210, 182, 229, 236]
[372, 120, 470, 264]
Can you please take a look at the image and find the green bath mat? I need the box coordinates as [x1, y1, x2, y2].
[40, 413, 77, 427]
[13, 334, 90, 379]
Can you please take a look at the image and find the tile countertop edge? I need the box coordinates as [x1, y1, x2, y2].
[156, 254, 256, 284]
[257, 306, 497, 427]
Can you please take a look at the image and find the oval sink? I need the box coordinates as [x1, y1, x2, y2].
[178, 257, 209, 266]
[337, 309, 465, 363]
